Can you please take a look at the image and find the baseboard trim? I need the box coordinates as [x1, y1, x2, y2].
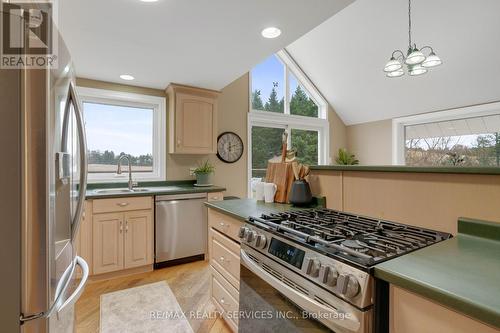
[88, 264, 153, 282]
[154, 254, 205, 269]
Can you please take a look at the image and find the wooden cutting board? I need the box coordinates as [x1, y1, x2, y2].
[265, 162, 295, 203]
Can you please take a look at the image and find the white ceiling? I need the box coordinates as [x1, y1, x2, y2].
[287, 0, 500, 125]
[59, 0, 353, 90]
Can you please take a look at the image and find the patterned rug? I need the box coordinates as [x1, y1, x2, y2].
[100, 281, 194, 333]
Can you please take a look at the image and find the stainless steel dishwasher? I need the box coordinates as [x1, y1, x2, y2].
[155, 193, 207, 268]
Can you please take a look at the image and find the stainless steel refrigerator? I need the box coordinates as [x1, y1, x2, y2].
[0, 5, 89, 332]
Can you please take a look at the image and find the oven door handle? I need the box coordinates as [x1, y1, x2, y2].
[241, 249, 362, 333]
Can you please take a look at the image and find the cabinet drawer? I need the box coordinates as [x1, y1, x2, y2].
[92, 196, 152, 214]
[210, 266, 239, 331]
[210, 229, 240, 289]
[207, 192, 224, 201]
[208, 209, 243, 242]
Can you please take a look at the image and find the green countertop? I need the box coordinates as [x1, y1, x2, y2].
[374, 218, 500, 329]
[310, 165, 500, 175]
[85, 180, 225, 199]
[204, 198, 323, 221]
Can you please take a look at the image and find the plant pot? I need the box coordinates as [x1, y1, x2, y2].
[195, 172, 212, 186]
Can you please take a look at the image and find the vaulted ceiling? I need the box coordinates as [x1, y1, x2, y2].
[287, 0, 500, 125]
[59, 0, 353, 91]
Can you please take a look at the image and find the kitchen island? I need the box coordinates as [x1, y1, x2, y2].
[204, 198, 324, 332]
[204, 197, 323, 221]
[309, 165, 500, 333]
[308, 165, 500, 234]
[375, 217, 500, 332]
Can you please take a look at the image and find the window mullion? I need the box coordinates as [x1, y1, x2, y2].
[284, 66, 290, 115]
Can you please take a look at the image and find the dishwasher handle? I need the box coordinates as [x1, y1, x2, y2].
[155, 193, 207, 201]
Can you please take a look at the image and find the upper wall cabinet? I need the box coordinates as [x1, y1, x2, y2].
[166, 84, 220, 154]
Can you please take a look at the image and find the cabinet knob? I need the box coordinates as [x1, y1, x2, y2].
[220, 298, 225, 305]
[117, 202, 129, 207]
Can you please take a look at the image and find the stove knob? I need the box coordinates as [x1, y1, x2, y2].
[319, 265, 338, 287]
[254, 234, 267, 249]
[337, 274, 360, 298]
[245, 230, 257, 243]
[238, 227, 249, 239]
[302, 258, 321, 278]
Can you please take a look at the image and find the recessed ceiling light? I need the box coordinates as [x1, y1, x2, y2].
[140, 0, 158, 2]
[119, 74, 135, 81]
[261, 27, 281, 39]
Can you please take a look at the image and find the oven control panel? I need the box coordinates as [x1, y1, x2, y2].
[238, 224, 373, 309]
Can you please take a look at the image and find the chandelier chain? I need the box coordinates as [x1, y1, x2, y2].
[408, 0, 412, 49]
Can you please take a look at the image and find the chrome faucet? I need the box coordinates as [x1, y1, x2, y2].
[117, 155, 137, 190]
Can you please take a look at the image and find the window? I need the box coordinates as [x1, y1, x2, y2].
[248, 50, 329, 195]
[78, 87, 166, 182]
[393, 103, 500, 167]
[251, 54, 284, 113]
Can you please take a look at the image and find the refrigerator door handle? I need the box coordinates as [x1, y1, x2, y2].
[20, 256, 89, 323]
[61, 82, 88, 243]
[57, 256, 89, 314]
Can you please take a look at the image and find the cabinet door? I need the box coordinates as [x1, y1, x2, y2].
[92, 212, 124, 274]
[75, 201, 93, 277]
[175, 93, 217, 154]
[124, 210, 153, 269]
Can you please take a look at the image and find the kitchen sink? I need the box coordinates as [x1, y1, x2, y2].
[131, 188, 151, 192]
[94, 188, 152, 194]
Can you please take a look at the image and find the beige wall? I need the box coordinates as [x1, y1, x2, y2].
[77, 74, 346, 198]
[346, 119, 392, 165]
[77, 75, 249, 198]
[166, 74, 249, 198]
[329, 106, 347, 161]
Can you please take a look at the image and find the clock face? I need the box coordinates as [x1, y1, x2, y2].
[217, 132, 244, 163]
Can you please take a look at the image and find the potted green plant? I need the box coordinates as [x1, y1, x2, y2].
[335, 148, 360, 165]
[194, 160, 215, 186]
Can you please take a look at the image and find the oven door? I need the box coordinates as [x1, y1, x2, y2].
[239, 245, 371, 333]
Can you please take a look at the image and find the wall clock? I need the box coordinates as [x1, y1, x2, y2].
[216, 131, 244, 163]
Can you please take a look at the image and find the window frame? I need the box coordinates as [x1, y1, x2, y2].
[77, 86, 166, 183]
[248, 49, 330, 196]
[392, 101, 500, 165]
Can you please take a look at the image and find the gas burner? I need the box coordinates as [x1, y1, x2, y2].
[248, 208, 452, 267]
[341, 240, 369, 253]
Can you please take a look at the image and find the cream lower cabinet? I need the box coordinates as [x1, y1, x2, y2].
[208, 208, 243, 332]
[124, 210, 153, 269]
[93, 212, 125, 274]
[92, 196, 153, 275]
[75, 201, 93, 277]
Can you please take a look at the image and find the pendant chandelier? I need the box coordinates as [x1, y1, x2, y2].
[384, 0, 442, 78]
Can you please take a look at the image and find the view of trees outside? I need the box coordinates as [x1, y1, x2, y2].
[289, 73, 318, 117]
[291, 129, 318, 166]
[87, 150, 153, 173]
[83, 102, 154, 173]
[250, 55, 320, 178]
[251, 127, 285, 178]
[405, 133, 500, 167]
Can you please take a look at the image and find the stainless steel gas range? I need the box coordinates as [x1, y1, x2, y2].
[237, 209, 451, 333]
